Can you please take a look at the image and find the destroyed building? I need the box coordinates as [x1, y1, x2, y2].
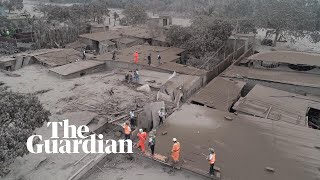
[147, 15, 173, 27]
[79, 32, 121, 54]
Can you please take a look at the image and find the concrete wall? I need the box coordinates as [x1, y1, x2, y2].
[99, 41, 116, 54]
[116, 38, 145, 50]
[0, 60, 16, 71]
[91, 26, 109, 33]
[151, 40, 169, 47]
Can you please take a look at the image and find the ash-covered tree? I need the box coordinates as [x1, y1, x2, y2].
[167, 16, 232, 57]
[0, 88, 50, 177]
[222, 0, 256, 34]
[255, 0, 318, 46]
[121, 4, 148, 26]
[2, 0, 23, 12]
[166, 25, 192, 47]
[113, 11, 119, 26]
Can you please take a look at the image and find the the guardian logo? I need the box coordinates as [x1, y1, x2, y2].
[26, 120, 133, 154]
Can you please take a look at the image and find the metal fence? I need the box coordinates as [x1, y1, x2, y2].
[205, 43, 253, 83]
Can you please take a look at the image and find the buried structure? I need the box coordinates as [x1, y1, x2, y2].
[154, 104, 320, 180]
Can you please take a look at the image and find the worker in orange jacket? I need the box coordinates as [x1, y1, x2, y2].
[137, 129, 147, 153]
[207, 148, 216, 177]
[171, 138, 180, 163]
[134, 51, 139, 64]
[122, 122, 131, 140]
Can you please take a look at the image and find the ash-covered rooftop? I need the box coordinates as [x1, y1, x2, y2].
[247, 51, 320, 66]
[155, 104, 320, 180]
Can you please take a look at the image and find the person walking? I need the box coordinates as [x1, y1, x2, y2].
[147, 53, 151, 66]
[112, 50, 116, 60]
[171, 138, 180, 165]
[137, 129, 147, 153]
[158, 107, 166, 126]
[122, 121, 131, 140]
[134, 69, 139, 82]
[157, 53, 161, 64]
[82, 50, 86, 60]
[129, 110, 135, 127]
[148, 133, 156, 157]
[207, 148, 216, 177]
[134, 51, 139, 64]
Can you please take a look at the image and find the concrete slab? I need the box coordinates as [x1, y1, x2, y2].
[154, 104, 320, 180]
[49, 60, 105, 79]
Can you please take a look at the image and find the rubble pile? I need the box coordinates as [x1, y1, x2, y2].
[0, 42, 20, 55]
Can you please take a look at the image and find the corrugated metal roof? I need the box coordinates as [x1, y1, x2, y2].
[248, 51, 320, 66]
[190, 77, 246, 110]
[221, 65, 320, 88]
[233, 84, 320, 126]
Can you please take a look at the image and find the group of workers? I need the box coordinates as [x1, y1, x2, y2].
[122, 108, 217, 176]
[133, 51, 162, 65]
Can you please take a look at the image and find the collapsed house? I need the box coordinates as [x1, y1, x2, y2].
[79, 32, 121, 54]
[154, 104, 320, 180]
[233, 84, 320, 128]
[222, 51, 320, 96]
[78, 26, 169, 54]
[147, 15, 173, 27]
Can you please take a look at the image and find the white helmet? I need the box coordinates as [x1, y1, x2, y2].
[139, 129, 143, 133]
[172, 138, 177, 142]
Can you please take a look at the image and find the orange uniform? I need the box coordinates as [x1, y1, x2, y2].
[134, 52, 139, 64]
[171, 142, 180, 162]
[209, 153, 216, 164]
[137, 132, 147, 152]
[123, 124, 131, 135]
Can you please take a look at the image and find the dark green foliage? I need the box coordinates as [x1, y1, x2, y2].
[0, 89, 50, 176]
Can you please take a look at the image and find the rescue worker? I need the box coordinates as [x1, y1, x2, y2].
[137, 129, 147, 153]
[158, 107, 166, 126]
[134, 51, 139, 64]
[207, 148, 216, 177]
[122, 121, 131, 140]
[171, 138, 180, 164]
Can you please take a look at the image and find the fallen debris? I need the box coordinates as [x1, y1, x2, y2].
[32, 89, 53, 95]
[161, 131, 168, 135]
[70, 83, 82, 91]
[137, 84, 151, 93]
[265, 167, 275, 173]
[34, 157, 49, 170]
[224, 116, 233, 121]
[0, 69, 21, 77]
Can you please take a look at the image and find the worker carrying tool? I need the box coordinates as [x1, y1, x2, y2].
[134, 51, 139, 64]
[137, 129, 147, 153]
[122, 121, 131, 140]
[207, 148, 216, 177]
[171, 138, 180, 164]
